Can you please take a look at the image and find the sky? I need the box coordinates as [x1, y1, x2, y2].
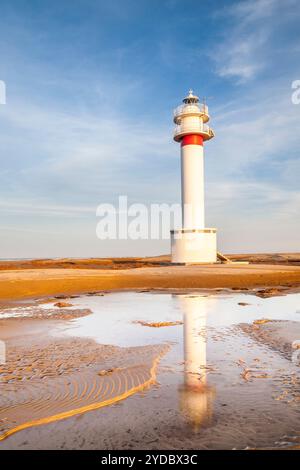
[0, 0, 299, 258]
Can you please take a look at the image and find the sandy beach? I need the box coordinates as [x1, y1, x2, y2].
[0, 254, 300, 302]
[0, 255, 299, 449]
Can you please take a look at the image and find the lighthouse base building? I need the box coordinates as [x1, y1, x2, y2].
[171, 228, 217, 264]
[171, 91, 217, 264]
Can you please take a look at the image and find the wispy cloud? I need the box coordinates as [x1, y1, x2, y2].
[0, 95, 175, 210]
[212, 0, 299, 83]
[214, 32, 268, 82]
[0, 201, 95, 217]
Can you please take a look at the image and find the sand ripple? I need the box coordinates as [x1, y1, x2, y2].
[0, 343, 168, 440]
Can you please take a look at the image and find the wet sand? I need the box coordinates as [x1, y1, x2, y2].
[239, 320, 300, 360]
[0, 263, 300, 302]
[0, 316, 168, 442]
[1, 291, 299, 450]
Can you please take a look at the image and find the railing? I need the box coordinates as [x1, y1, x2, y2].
[174, 123, 214, 138]
[173, 103, 208, 120]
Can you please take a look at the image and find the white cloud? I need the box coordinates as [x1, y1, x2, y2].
[212, 0, 299, 83]
[210, 93, 300, 174]
[230, 0, 279, 22]
[215, 32, 267, 81]
[0, 200, 95, 217]
[0, 97, 176, 208]
[203, 79, 300, 252]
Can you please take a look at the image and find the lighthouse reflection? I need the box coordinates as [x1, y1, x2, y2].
[177, 295, 215, 430]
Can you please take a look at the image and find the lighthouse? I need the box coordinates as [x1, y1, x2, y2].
[171, 90, 217, 263]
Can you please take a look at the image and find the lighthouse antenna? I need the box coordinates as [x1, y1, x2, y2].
[203, 96, 214, 112]
[203, 96, 214, 103]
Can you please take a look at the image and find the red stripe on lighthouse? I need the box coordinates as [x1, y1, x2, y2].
[181, 135, 203, 146]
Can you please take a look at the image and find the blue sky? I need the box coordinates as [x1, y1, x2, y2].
[0, 0, 299, 258]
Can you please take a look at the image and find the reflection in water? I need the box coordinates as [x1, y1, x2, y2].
[177, 295, 215, 430]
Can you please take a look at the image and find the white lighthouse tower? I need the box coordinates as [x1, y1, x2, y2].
[171, 90, 217, 263]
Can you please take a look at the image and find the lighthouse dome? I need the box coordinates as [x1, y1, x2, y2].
[182, 89, 199, 104]
[173, 90, 209, 125]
